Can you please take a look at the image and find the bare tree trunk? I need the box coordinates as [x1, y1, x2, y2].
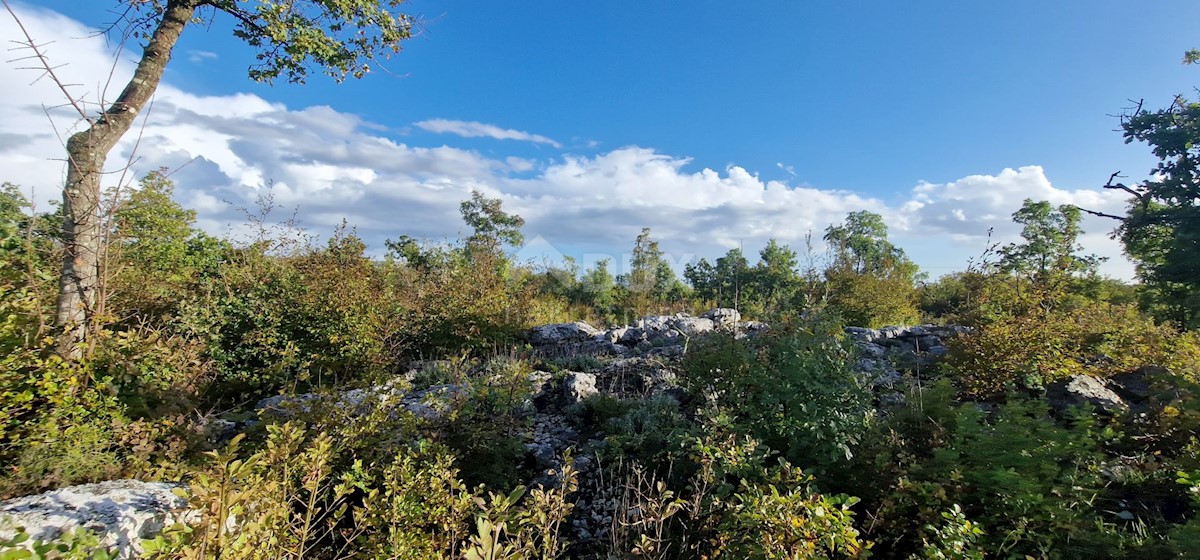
[55, 0, 197, 359]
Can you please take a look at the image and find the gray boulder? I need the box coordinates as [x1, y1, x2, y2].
[860, 343, 887, 359]
[638, 316, 674, 333]
[256, 382, 463, 421]
[603, 327, 628, 344]
[530, 322, 602, 345]
[563, 371, 599, 404]
[0, 480, 189, 559]
[1046, 375, 1128, 414]
[844, 327, 882, 343]
[618, 327, 647, 346]
[701, 308, 742, 327]
[672, 317, 715, 336]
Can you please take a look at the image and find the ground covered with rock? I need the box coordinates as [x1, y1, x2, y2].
[6, 306, 1200, 558]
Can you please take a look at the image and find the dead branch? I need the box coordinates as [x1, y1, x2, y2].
[1078, 207, 1126, 221]
[2, 0, 91, 121]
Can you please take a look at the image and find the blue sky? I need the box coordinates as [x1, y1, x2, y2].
[6, 1, 1200, 279]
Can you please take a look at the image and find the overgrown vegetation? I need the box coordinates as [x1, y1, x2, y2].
[4, 161, 1200, 557]
[5, 6, 1200, 557]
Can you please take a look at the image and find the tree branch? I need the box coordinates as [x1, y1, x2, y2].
[1077, 207, 1126, 221]
[2, 0, 91, 121]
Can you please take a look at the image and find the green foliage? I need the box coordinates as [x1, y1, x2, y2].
[339, 438, 476, 559]
[124, 0, 414, 84]
[463, 458, 578, 560]
[686, 248, 750, 310]
[175, 247, 313, 404]
[912, 505, 985, 560]
[682, 318, 874, 470]
[145, 427, 357, 559]
[575, 258, 618, 319]
[146, 422, 578, 560]
[685, 239, 823, 320]
[823, 212, 921, 327]
[620, 228, 689, 315]
[824, 211, 910, 276]
[719, 465, 867, 559]
[440, 360, 533, 490]
[862, 394, 1104, 557]
[587, 395, 695, 467]
[918, 271, 990, 322]
[1116, 95, 1200, 329]
[998, 199, 1101, 286]
[107, 170, 224, 323]
[824, 263, 921, 328]
[945, 301, 1200, 398]
[0, 527, 115, 559]
[460, 190, 526, 251]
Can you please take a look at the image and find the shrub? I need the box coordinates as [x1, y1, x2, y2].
[824, 265, 921, 328]
[945, 302, 1200, 398]
[439, 362, 533, 490]
[718, 464, 868, 559]
[681, 319, 874, 470]
[872, 397, 1124, 558]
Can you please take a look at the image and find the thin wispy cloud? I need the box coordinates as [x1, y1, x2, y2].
[187, 50, 218, 63]
[414, 119, 562, 148]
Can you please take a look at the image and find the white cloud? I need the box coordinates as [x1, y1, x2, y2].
[0, 4, 1137, 280]
[414, 119, 562, 148]
[187, 50, 219, 63]
[903, 166, 1131, 277]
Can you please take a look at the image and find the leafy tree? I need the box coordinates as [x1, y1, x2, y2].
[576, 258, 617, 314]
[626, 227, 663, 296]
[0, 184, 61, 324]
[107, 170, 225, 322]
[824, 210, 901, 275]
[685, 248, 751, 310]
[385, 234, 438, 269]
[684, 257, 717, 301]
[751, 239, 802, 317]
[653, 260, 688, 303]
[621, 227, 681, 314]
[15, 0, 414, 358]
[997, 199, 1101, 297]
[823, 211, 920, 327]
[1114, 96, 1200, 328]
[459, 190, 526, 252]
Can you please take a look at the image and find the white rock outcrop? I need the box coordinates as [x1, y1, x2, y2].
[0, 480, 188, 559]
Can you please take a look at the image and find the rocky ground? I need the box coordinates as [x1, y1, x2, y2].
[1, 309, 1153, 557]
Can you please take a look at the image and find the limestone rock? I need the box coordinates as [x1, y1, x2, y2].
[530, 322, 602, 345]
[1046, 375, 1127, 414]
[701, 308, 742, 327]
[0, 480, 189, 559]
[672, 317, 715, 336]
[563, 371, 599, 404]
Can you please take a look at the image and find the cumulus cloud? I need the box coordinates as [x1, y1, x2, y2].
[0, 4, 1136, 280]
[414, 119, 562, 148]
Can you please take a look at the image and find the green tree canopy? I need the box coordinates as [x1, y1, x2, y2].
[460, 190, 526, 251]
[824, 210, 910, 275]
[1114, 96, 1200, 328]
[823, 211, 920, 327]
[998, 199, 1101, 287]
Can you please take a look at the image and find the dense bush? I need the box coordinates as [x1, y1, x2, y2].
[945, 301, 1200, 398]
[842, 381, 1187, 558]
[681, 317, 874, 471]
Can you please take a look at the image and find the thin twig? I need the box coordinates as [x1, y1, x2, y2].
[2, 0, 91, 121]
